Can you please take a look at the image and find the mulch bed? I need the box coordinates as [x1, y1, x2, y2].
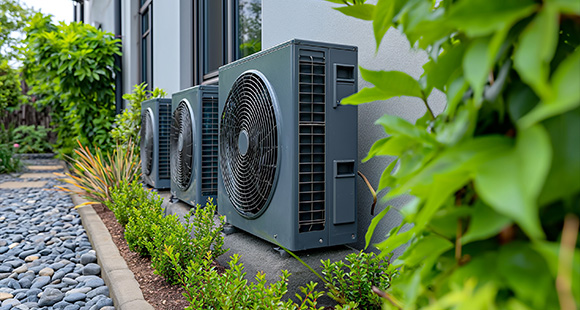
[93, 204, 190, 310]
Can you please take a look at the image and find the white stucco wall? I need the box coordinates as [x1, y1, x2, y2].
[152, 0, 180, 95]
[86, 0, 115, 32]
[263, 0, 446, 254]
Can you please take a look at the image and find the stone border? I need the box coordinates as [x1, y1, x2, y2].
[62, 163, 154, 310]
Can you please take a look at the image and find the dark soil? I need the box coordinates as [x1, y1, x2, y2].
[93, 204, 190, 310]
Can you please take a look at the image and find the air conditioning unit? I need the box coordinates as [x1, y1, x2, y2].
[218, 39, 358, 251]
[170, 86, 219, 207]
[141, 98, 171, 189]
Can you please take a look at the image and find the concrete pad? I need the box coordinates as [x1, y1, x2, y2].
[0, 181, 47, 189]
[26, 165, 63, 171]
[19, 173, 58, 179]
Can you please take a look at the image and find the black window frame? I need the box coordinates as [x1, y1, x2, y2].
[194, 0, 261, 86]
[139, 0, 153, 90]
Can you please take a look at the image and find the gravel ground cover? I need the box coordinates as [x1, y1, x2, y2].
[0, 160, 114, 310]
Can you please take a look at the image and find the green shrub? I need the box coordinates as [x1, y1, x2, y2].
[321, 251, 392, 309]
[23, 13, 121, 155]
[106, 180, 156, 227]
[165, 249, 326, 310]
[12, 125, 52, 153]
[0, 60, 23, 113]
[330, 0, 580, 309]
[147, 199, 228, 283]
[0, 123, 22, 174]
[110, 82, 167, 152]
[124, 192, 165, 255]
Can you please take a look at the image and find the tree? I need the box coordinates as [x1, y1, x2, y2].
[0, 0, 35, 60]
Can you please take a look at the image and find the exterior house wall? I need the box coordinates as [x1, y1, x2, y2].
[152, 0, 181, 95]
[262, 0, 446, 254]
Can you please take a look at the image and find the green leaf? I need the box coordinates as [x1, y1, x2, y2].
[538, 108, 580, 205]
[519, 49, 580, 128]
[474, 125, 551, 240]
[334, 3, 376, 21]
[389, 135, 512, 199]
[446, 0, 538, 37]
[362, 137, 392, 162]
[547, 0, 580, 14]
[396, 234, 453, 267]
[462, 200, 512, 244]
[340, 87, 389, 105]
[423, 43, 465, 93]
[514, 6, 559, 100]
[376, 226, 417, 256]
[378, 159, 398, 191]
[360, 67, 424, 100]
[498, 242, 558, 309]
[374, 114, 435, 145]
[531, 241, 580, 303]
[463, 37, 492, 103]
[364, 205, 391, 249]
[372, 0, 398, 50]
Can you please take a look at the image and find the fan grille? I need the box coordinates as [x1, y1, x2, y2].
[220, 72, 278, 218]
[141, 108, 154, 176]
[170, 100, 195, 190]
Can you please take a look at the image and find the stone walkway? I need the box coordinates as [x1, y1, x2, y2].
[0, 159, 114, 310]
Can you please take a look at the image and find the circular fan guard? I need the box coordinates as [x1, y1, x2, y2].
[170, 100, 195, 190]
[141, 108, 154, 176]
[220, 71, 279, 218]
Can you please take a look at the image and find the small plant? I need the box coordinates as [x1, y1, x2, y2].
[58, 139, 141, 205]
[106, 180, 155, 227]
[321, 251, 392, 310]
[166, 249, 325, 310]
[110, 82, 167, 151]
[12, 125, 52, 153]
[0, 123, 22, 174]
[123, 192, 165, 255]
[147, 199, 228, 283]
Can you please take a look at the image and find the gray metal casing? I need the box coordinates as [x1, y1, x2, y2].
[171, 86, 219, 207]
[218, 39, 358, 251]
[141, 98, 171, 189]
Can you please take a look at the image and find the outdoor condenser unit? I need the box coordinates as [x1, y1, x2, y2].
[141, 98, 171, 189]
[170, 86, 219, 207]
[218, 39, 358, 251]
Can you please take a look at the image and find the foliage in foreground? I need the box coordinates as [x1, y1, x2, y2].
[331, 0, 580, 309]
[110, 82, 167, 152]
[58, 140, 141, 205]
[13, 125, 52, 154]
[23, 14, 121, 155]
[123, 189, 165, 255]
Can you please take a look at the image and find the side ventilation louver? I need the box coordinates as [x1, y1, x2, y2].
[201, 97, 219, 197]
[158, 103, 171, 179]
[298, 50, 326, 233]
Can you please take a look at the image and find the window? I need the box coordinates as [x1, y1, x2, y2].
[194, 0, 261, 85]
[140, 0, 153, 90]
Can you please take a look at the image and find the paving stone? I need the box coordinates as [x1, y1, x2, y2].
[0, 182, 47, 189]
